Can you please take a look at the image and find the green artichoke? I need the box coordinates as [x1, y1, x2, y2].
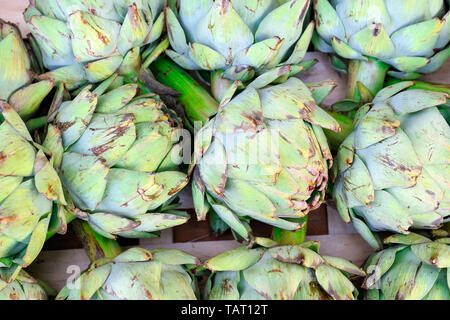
[43, 74, 190, 239]
[0, 21, 54, 120]
[363, 233, 449, 300]
[166, 0, 315, 98]
[0, 102, 67, 281]
[313, 0, 450, 98]
[314, 0, 450, 77]
[192, 67, 340, 240]
[24, 0, 165, 90]
[57, 247, 199, 300]
[203, 239, 365, 300]
[333, 81, 450, 250]
[0, 269, 48, 300]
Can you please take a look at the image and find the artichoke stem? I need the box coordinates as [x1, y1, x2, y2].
[347, 57, 389, 101]
[324, 111, 354, 151]
[72, 220, 122, 262]
[142, 37, 170, 69]
[272, 216, 308, 245]
[26, 116, 47, 132]
[150, 57, 218, 125]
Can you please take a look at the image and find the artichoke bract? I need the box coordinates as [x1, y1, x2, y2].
[333, 81, 450, 250]
[166, 0, 315, 98]
[0, 269, 48, 300]
[192, 67, 340, 240]
[0, 102, 67, 281]
[204, 240, 365, 300]
[57, 247, 199, 300]
[363, 233, 450, 300]
[44, 75, 190, 239]
[313, 0, 450, 98]
[24, 0, 165, 90]
[0, 21, 54, 120]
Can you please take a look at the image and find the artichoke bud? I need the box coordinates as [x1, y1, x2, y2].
[333, 81, 450, 249]
[45, 75, 190, 238]
[363, 232, 450, 300]
[313, 0, 450, 78]
[25, 0, 166, 89]
[0, 103, 66, 281]
[204, 243, 365, 300]
[193, 70, 339, 237]
[56, 247, 199, 300]
[166, 0, 315, 89]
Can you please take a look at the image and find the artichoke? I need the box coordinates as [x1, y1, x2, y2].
[166, 0, 315, 98]
[0, 20, 54, 120]
[0, 102, 67, 281]
[363, 233, 449, 300]
[0, 269, 48, 300]
[333, 81, 450, 250]
[24, 0, 165, 90]
[203, 240, 365, 300]
[43, 75, 190, 239]
[313, 0, 450, 98]
[57, 247, 199, 300]
[192, 67, 340, 240]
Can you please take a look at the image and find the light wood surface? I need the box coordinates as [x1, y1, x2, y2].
[0, 0, 29, 35]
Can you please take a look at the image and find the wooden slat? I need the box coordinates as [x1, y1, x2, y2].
[326, 202, 357, 235]
[1, 0, 29, 35]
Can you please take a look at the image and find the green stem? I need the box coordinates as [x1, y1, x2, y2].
[272, 216, 308, 245]
[72, 220, 122, 262]
[26, 116, 47, 132]
[324, 111, 354, 151]
[150, 57, 219, 125]
[45, 214, 121, 262]
[166, 0, 178, 11]
[347, 57, 389, 101]
[142, 37, 170, 69]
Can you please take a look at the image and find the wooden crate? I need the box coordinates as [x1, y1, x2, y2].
[2, 0, 449, 291]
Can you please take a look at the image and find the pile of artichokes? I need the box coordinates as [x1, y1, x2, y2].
[0, 0, 448, 300]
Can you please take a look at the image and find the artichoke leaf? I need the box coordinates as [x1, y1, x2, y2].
[322, 255, 365, 277]
[102, 260, 162, 300]
[268, 245, 324, 268]
[209, 271, 240, 300]
[151, 248, 199, 266]
[79, 264, 112, 300]
[113, 247, 153, 263]
[315, 265, 357, 300]
[380, 247, 440, 300]
[411, 242, 450, 268]
[205, 246, 263, 272]
[243, 253, 306, 300]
